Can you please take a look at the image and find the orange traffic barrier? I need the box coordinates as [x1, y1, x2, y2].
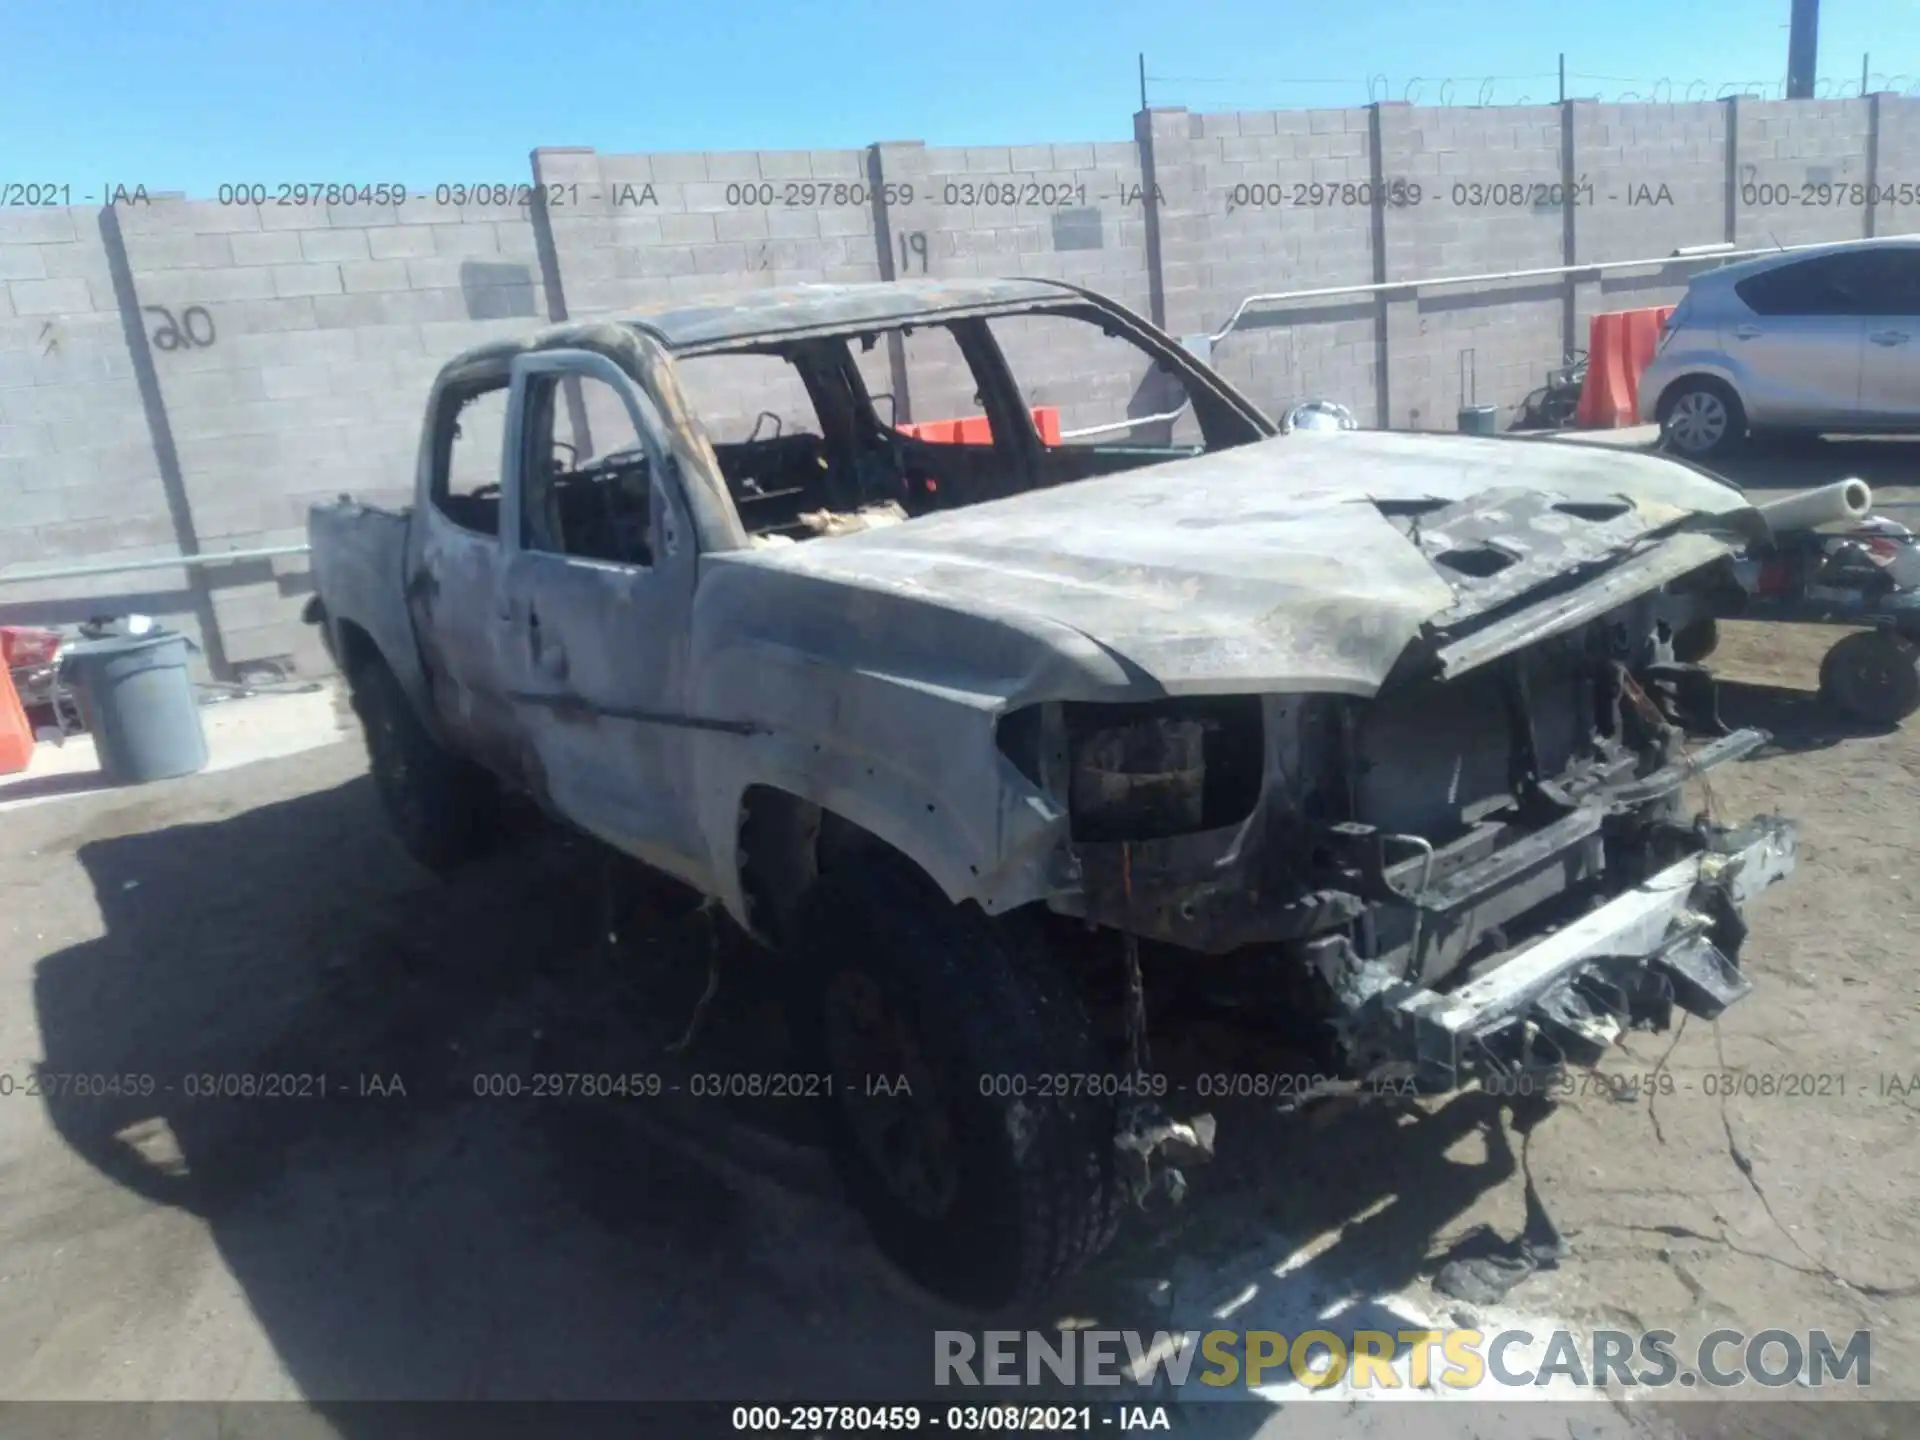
[1575, 312, 1630, 428]
[897, 406, 1063, 444]
[1575, 305, 1676, 428]
[0, 663, 33, 776]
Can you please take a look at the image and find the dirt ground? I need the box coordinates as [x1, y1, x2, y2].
[1, 439, 1917, 1436]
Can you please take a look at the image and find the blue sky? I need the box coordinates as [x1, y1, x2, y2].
[4, 0, 1912, 196]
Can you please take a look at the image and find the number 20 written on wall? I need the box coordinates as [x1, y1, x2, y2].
[144, 305, 217, 352]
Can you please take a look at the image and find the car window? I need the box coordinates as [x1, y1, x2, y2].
[1854, 249, 1920, 315]
[849, 322, 986, 431]
[986, 310, 1208, 452]
[674, 351, 826, 447]
[1734, 253, 1883, 317]
[432, 383, 510, 536]
[520, 373, 655, 568]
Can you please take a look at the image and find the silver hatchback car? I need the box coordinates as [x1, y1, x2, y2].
[1640, 236, 1920, 458]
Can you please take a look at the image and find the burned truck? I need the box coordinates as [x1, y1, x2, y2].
[305, 279, 1796, 1310]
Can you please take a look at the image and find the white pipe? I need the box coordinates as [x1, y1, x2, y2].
[1206, 233, 1920, 345]
[1754, 479, 1874, 533]
[0, 544, 309, 587]
[1059, 407, 1188, 441]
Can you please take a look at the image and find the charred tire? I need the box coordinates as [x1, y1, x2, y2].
[1658, 378, 1745, 460]
[351, 656, 502, 872]
[1819, 630, 1920, 725]
[1672, 616, 1720, 664]
[789, 857, 1123, 1311]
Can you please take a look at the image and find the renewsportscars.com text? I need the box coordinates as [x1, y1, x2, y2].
[935, 1328, 1872, 1391]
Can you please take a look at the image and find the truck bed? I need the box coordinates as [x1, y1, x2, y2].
[307, 498, 425, 705]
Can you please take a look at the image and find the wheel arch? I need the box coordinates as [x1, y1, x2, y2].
[1652, 368, 1748, 423]
[719, 770, 1055, 947]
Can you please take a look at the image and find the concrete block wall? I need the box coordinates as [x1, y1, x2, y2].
[3, 94, 1917, 676]
[1567, 100, 1730, 343]
[1138, 108, 1382, 424]
[1381, 105, 1568, 430]
[0, 208, 191, 630]
[123, 193, 554, 668]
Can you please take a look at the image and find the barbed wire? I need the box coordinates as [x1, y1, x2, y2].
[1144, 70, 1920, 109]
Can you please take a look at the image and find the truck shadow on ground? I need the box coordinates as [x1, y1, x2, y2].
[29, 769, 1530, 1425]
[1717, 679, 1896, 757]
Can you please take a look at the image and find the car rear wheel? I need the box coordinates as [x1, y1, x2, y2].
[1659, 379, 1745, 459]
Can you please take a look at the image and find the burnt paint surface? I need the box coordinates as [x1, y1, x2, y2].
[312, 279, 1770, 934]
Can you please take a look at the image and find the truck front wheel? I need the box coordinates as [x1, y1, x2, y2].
[789, 856, 1123, 1310]
[351, 657, 502, 872]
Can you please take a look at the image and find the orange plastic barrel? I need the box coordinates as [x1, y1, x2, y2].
[0, 664, 33, 775]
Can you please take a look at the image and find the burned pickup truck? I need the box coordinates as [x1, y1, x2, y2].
[306, 278, 1796, 1309]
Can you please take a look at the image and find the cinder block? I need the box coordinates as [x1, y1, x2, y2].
[682, 183, 732, 214]
[271, 263, 344, 297]
[225, 296, 322, 334]
[0, 210, 79, 244]
[34, 242, 116, 283]
[431, 224, 501, 257]
[608, 215, 665, 248]
[810, 150, 864, 179]
[340, 258, 414, 293]
[367, 225, 438, 260]
[692, 244, 750, 275]
[402, 257, 467, 290]
[649, 153, 709, 184]
[535, 149, 604, 185]
[9, 276, 96, 315]
[756, 151, 814, 179]
[494, 223, 541, 259]
[704, 152, 763, 182]
[0, 247, 49, 281]
[138, 265, 278, 303]
[230, 230, 307, 266]
[659, 213, 718, 245]
[128, 232, 236, 269]
[259, 365, 333, 400]
[766, 208, 824, 240]
[310, 292, 400, 330]
[298, 228, 372, 262]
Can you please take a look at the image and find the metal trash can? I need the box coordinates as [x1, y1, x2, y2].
[1456, 346, 1502, 433]
[59, 630, 208, 785]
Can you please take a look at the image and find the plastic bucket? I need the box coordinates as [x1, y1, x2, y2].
[59, 631, 208, 785]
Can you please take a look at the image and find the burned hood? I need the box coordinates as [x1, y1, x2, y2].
[703, 431, 1758, 701]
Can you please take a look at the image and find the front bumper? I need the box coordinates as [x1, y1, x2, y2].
[1390, 813, 1797, 1088]
[1063, 721, 1797, 1092]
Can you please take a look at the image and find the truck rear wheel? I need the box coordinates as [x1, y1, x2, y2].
[351, 657, 502, 872]
[789, 856, 1123, 1310]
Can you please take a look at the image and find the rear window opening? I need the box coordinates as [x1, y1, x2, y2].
[669, 304, 1266, 547]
